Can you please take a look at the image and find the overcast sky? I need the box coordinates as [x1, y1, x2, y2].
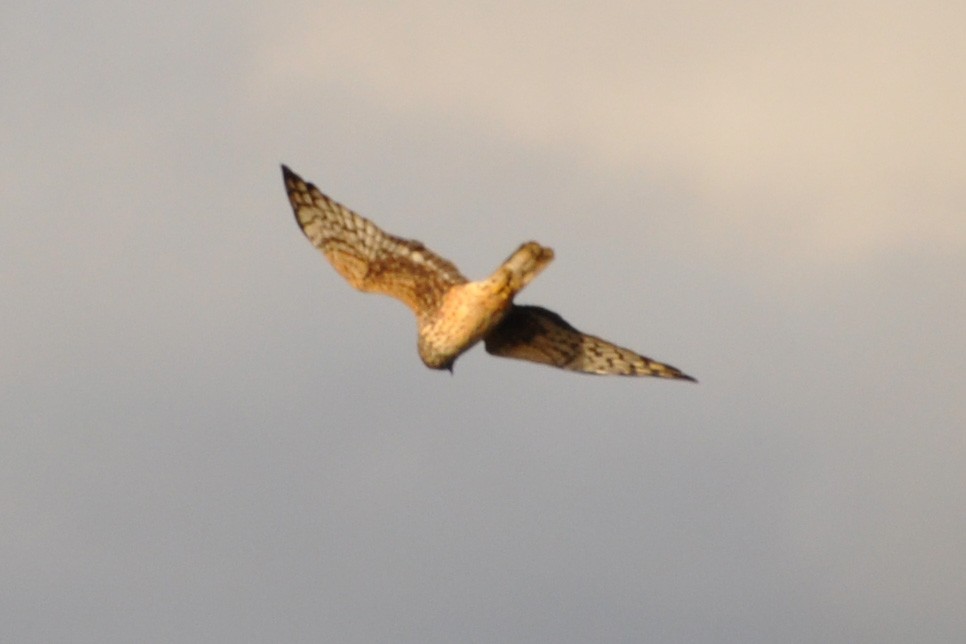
[2, 2, 964, 642]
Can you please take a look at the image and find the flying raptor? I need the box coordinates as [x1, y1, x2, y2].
[282, 165, 695, 381]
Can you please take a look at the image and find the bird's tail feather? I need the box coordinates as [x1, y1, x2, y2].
[500, 242, 554, 292]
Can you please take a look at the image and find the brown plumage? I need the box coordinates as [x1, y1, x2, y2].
[282, 165, 695, 381]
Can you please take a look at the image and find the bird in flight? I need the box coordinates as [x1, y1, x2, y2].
[282, 165, 695, 381]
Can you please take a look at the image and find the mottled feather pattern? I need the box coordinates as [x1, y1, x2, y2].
[485, 306, 696, 380]
[282, 165, 695, 381]
[283, 165, 466, 316]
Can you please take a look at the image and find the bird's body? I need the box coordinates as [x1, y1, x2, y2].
[415, 242, 553, 369]
[282, 165, 695, 381]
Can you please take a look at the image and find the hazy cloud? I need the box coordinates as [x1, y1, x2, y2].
[260, 1, 966, 268]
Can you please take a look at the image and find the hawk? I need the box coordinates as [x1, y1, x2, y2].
[282, 165, 695, 381]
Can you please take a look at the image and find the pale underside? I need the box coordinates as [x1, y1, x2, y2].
[282, 165, 695, 381]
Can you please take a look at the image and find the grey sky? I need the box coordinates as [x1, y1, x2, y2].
[2, 1, 964, 642]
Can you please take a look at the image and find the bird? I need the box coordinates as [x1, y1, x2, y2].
[282, 165, 695, 381]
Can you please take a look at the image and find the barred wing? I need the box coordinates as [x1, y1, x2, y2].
[485, 305, 696, 380]
[283, 166, 467, 316]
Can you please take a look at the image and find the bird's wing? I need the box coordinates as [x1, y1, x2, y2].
[283, 166, 467, 316]
[485, 305, 696, 380]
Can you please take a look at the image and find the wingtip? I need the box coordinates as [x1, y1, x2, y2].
[667, 367, 698, 383]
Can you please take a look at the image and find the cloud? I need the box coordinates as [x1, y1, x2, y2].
[257, 1, 965, 268]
